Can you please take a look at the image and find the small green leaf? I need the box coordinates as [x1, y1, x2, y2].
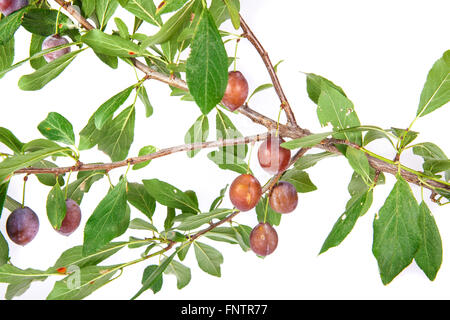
[194, 241, 223, 277]
[127, 182, 155, 219]
[0, 127, 24, 154]
[132, 145, 157, 170]
[21, 8, 74, 36]
[294, 151, 336, 170]
[95, 0, 119, 30]
[0, 37, 14, 79]
[129, 218, 157, 232]
[38, 112, 76, 145]
[0, 8, 27, 46]
[306, 73, 347, 105]
[81, 0, 96, 17]
[255, 196, 281, 226]
[177, 209, 232, 231]
[209, 0, 239, 27]
[281, 132, 332, 149]
[141, 265, 163, 294]
[93, 85, 134, 130]
[345, 147, 371, 184]
[0, 265, 50, 284]
[65, 170, 104, 205]
[97, 105, 136, 161]
[414, 201, 442, 281]
[372, 175, 421, 285]
[131, 252, 176, 300]
[247, 83, 273, 102]
[423, 159, 450, 175]
[81, 29, 141, 57]
[390, 127, 419, 150]
[46, 181, 66, 230]
[0, 182, 8, 220]
[281, 169, 317, 193]
[416, 50, 450, 118]
[137, 86, 153, 117]
[319, 191, 373, 254]
[207, 150, 251, 175]
[83, 178, 129, 255]
[223, 0, 240, 29]
[164, 259, 191, 289]
[215, 109, 247, 157]
[0, 232, 8, 266]
[143, 179, 199, 213]
[32, 160, 65, 187]
[29, 34, 46, 70]
[184, 115, 209, 158]
[413, 142, 450, 180]
[209, 184, 228, 211]
[186, 9, 229, 115]
[18, 49, 81, 91]
[121, 0, 162, 26]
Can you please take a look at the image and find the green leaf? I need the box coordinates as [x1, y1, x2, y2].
[209, 0, 239, 27]
[363, 128, 394, 147]
[233, 224, 252, 252]
[0, 127, 24, 154]
[205, 227, 240, 244]
[317, 85, 362, 146]
[5, 280, 32, 300]
[193, 241, 223, 277]
[209, 184, 228, 211]
[372, 175, 421, 285]
[78, 116, 101, 151]
[97, 105, 135, 161]
[93, 85, 134, 130]
[18, 49, 81, 91]
[127, 182, 156, 219]
[0, 8, 27, 46]
[247, 83, 273, 102]
[29, 34, 46, 70]
[215, 109, 246, 157]
[423, 159, 450, 175]
[0, 38, 14, 79]
[0, 264, 51, 283]
[53, 242, 126, 270]
[281, 132, 332, 149]
[81, 30, 141, 57]
[293, 151, 336, 170]
[390, 127, 419, 150]
[281, 169, 317, 193]
[155, 0, 189, 15]
[223, 0, 240, 29]
[414, 201, 442, 281]
[32, 160, 65, 187]
[132, 145, 157, 170]
[65, 170, 104, 205]
[207, 150, 250, 175]
[95, 0, 119, 30]
[141, 265, 163, 294]
[177, 209, 232, 231]
[129, 218, 158, 232]
[47, 265, 119, 300]
[46, 181, 66, 230]
[143, 179, 200, 213]
[413, 142, 450, 180]
[137, 86, 153, 117]
[416, 50, 450, 118]
[121, 0, 162, 27]
[0, 182, 8, 219]
[0, 232, 8, 266]
[81, 0, 96, 17]
[131, 252, 176, 300]
[347, 170, 384, 198]
[345, 147, 371, 184]
[319, 191, 373, 254]
[306, 73, 347, 105]
[0, 146, 72, 184]
[21, 8, 74, 36]
[184, 115, 209, 158]
[37, 112, 76, 145]
[83, 178, 129, 255]
[255, 196, 281, 226]
[140, 0, 197, 48]
[186, 9, 229, 115]
[164, 259, 191, 289]
[114, 17, 130, 39]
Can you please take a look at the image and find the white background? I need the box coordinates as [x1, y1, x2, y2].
[0, 0, 449, 300]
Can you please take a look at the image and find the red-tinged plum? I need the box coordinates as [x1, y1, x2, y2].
[0, 0, 28, 16]
[229, 174, 262, 212]
[221, 71, 249, 111]
[257, 136, 291, 175]
[6, 206, 39, 246]
[250, 222, 278, 256]
[55, 199, 81, 236]
[42, 35, 71, 63]
[269, 181, 298, 213]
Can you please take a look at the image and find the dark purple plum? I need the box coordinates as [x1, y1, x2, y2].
[249, 222, 278, 256]
[55, 199, 81, 236]
[6, 206, 39, 246]
[42, 35, 71, 63]
[0, 0, 28, 16]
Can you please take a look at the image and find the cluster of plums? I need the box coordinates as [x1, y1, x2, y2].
[1, 0, 71, 62]
[6, 199, 81, 246]
[222, 71, 298, 257]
